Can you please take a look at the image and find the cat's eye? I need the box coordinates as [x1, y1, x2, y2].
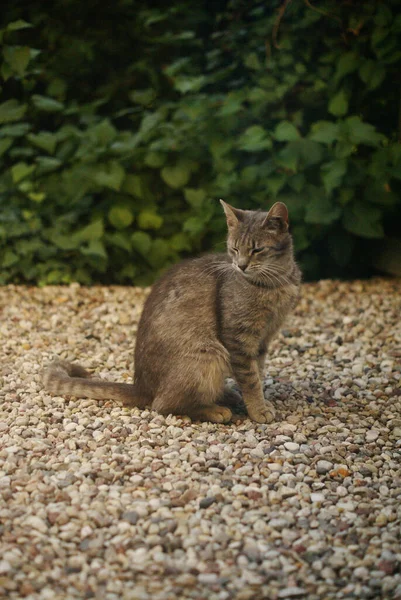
[251, 247, 266, 254]
[231, 247, 239, 253]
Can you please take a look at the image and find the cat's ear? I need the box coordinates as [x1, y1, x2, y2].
[264, 202, 289, 232]
[220, 199, 245, 228]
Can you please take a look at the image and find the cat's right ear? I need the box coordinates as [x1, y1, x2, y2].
[220, 200, 244, 229]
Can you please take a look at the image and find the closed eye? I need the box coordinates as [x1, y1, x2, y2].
[251, 247, 266, 254]
[231, 247, 239, 253]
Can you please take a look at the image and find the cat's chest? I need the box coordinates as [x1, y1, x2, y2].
[259, 284, 298, 323]
[239, 282, 299, 338]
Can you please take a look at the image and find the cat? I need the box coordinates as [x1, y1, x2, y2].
[43, 200, 301, 424]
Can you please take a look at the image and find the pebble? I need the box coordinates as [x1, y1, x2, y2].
[199, 496, 216, 509]
[316, 460, 333, 474]
[24, 516, 48, 533]
[310, 493, 324, 503]
[278, 587, 306, 598]
[284, 442, 300, 452]
[1, 279, 400, 600]
[366, 430, 379, 442]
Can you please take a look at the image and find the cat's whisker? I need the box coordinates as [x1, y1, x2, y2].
[258, 267, 291, 288]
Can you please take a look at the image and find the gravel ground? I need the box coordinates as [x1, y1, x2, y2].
[1, 278, 400, 600]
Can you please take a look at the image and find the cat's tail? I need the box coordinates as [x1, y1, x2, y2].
[42, 360, 144, 407]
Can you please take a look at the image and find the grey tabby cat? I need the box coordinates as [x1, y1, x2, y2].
[43, 201, 301, 424]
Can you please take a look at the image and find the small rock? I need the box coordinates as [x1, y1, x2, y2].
[0, 560, 11, 574]
[310, 493, 324, 503]
[122, 511, 139, 525]
[316, 460, 333, 474]
[200, 496, 216, 509]
[366, 430, 379, 442]
[278, 587, 306, 598]
[24, 516, 48, 533]
[243, 540, 261, 562]
[375, 513, 388, 526]
[284, 442, 299, 452]
[198, 573, 218, 584]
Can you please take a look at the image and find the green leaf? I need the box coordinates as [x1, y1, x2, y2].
[305, 194, 341, 225]
[266, 174, 286, 196]
[335, 141, 354, 159]
[131, 231, 152, 256]
[344, 203, 384, 238]
[238, 126, 272, 152]
[130, 89, 156, 105]
[81, 240, 107, 260]
[122, 174, 144, 198]
[27, 132, 57, 154]
[6, 20, 32, 32]
[292, 225, 310, 251]
[335, 51, 359, 81]
[359, 60, 385, 90]
[288, 173, 306, 193]
[35, 156, 62, 174]
[0, 100, 27, 124]
[144, 152, 166, 168]
[89, 120, 117, 145]
[75, 219, 104, 242]
[148, 239, 169, 268]
[174, 76, 205, 94]
[184, 188, 206, 208]
[93, 162, 125, 191]
[344, 116, 384, 146]
[218, 92, 244, 117]
[244, 52, 262, 70]
[275, 144, 299, 172]
[183, 216, 204, 236]
[273, 121, 300, 142]
[137, 211, 163, 230]
[48, 232, 79, 251]
[3, 46, 31, 76]
[170, 232, 191, 251]
[0, 137, 12, 157]
[161, 163, 191, 189]
[0, 122, 30, 137]
[321, 159, 347, 194]
[106, 232, 132, 252]
[2, 250, 19, 268]
[309, 121, 339, 144]
[328, 90, 348, 117]
[32, 95, 64, 112]
[28, 192, 45, 202]
[108, 206, 134, 229]
[11, 162, 34, 183]
[297, 140, 323, 167]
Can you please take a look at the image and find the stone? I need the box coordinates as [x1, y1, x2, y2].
[284, 442, 299, 452]
[316, 460, 333, 474]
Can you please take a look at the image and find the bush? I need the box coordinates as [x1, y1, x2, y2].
[1, 0, 400, 285]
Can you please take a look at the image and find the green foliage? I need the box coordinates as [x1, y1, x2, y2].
[0, 0, 400, 285]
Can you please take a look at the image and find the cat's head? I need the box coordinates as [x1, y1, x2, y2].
[220, 200, 293, 282]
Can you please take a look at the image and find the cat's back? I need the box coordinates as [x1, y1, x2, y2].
[137, 254, 228, 334]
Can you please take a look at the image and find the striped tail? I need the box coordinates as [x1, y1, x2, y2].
[42, 360, 143, 406]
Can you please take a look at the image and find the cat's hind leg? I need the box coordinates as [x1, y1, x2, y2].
[151, 388, 232, 423]
[151, 345, 232, 423]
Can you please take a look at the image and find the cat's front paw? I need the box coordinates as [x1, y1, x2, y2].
[247, 401, 276, 424]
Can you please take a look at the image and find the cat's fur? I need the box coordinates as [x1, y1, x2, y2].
[43, 201, 301, 423]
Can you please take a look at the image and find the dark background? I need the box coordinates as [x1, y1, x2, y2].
[1, 0, 400, 285]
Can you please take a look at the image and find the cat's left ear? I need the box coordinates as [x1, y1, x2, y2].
[220, 199, 245, 229]
[264, 202, 289, 232]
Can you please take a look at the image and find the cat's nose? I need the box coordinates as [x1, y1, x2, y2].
[238, 263, 248, 272]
